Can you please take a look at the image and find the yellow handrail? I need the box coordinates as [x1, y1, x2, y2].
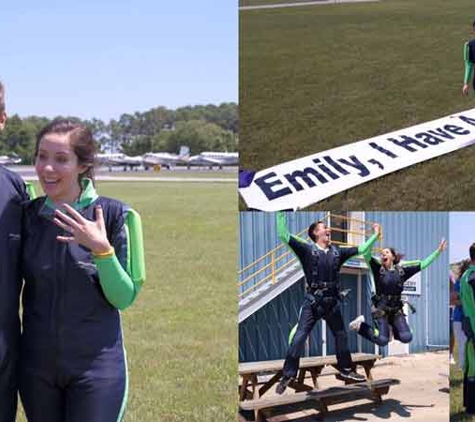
[238, 212, 383, 299]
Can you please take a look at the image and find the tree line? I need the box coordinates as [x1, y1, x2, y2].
[0, 103, 238, 163]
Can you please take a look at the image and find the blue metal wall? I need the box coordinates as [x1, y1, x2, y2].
[239, 212, 449, 362]
[239, 212, 326, 295]
[366, 212, 449, 353]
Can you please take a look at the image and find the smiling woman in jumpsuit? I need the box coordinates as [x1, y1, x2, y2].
[19, 119, 146, 422]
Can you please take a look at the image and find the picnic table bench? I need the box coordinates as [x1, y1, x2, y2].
[239, 353, 399, 421]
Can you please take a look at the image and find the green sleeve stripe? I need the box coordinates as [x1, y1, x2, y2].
[94, 253, 136, 310]
[401, 248, 440, 270]
[25, 182, 37, 199]
[125, 209, 146, 287]
[357, 232, 379, 255]
[465, 42, 473, 84]
[276, 211, 290, 244]
[93, 208, 146, 310]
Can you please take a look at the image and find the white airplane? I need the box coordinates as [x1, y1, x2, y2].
[142, 146, 190, 169]
[188, 151, 238, 168]
[0, 154, 22, 165]
[96, 153, 143, 171]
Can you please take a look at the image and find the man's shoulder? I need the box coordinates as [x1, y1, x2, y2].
[0, 165, 24, 190]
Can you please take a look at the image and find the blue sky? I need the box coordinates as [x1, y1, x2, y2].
[450, 212, 475, 263]
[0, 1, 237, 121]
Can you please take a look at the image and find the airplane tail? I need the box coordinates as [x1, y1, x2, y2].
[179, 145, 190, 159]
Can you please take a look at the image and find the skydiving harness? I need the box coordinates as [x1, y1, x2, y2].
[306, 245, 351, 307]
[371, 264, 416, 317]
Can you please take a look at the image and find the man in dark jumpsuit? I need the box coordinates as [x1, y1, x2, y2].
[275, 212, 380, 394]
[0, 81, 29, 422]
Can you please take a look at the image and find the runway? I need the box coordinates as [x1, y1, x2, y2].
[9, 166, 237, 183]
[240, 0, 378, 10]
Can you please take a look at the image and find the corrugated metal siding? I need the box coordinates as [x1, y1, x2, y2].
[238, 212, 326, 295]
[365, 212, 449, 354]
[239, 279, 307, 362]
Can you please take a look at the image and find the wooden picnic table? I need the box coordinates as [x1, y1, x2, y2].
[239, 352, 380, 401]
[239, 353, 398, 422]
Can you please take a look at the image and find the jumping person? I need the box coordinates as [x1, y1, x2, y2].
[349, 240, 446, 347]
[19, 120, 146, 422]
[460, 243, 475, 415]
[0, 81, 29, 422]
[462, 20, 475, 95]
[275, 212, 381, 394]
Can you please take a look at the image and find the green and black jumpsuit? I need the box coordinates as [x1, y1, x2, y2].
[357, 249, 441, 347]
[277, 212, 378, 378]
[19, 179, 146, 422]
[460, 264, 475, 414]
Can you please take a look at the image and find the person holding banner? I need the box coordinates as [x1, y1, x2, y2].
[462, 21, 475, 96]
[275, 212, 381, 394]
[0, 81, 29, 422]
[349, 240, 446, 347]
[19, 119, 146, 422]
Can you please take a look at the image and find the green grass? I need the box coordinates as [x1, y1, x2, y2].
[96, 170, 237, 179]
[240, 0, 475, 209]
[16, 181, 237, 422]
[451, 343, 475, 421]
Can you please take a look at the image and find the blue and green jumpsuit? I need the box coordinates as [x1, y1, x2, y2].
[464, 40, 475, 91]
[19, 178, 145, 422]
[460, 264, 475, 414]
[276, 212, 379, 378]
[356, 249, 441, 347]
[0, 166, 29, 422]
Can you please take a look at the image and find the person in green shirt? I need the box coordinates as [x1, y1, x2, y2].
[462, 21, 475, 95]
[459, 243, 475, 414]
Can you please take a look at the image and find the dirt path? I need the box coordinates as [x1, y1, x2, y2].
[262, 351, 449, 422]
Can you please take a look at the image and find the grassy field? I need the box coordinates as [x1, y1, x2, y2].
[240, 0, 475, 210]
[451, 343, 475, 422]
[16, 181, 237, 422]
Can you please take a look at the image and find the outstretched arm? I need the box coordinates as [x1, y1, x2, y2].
[276, 211, 310, 259]
[339, 223, 381, 263]
[401, 238, 446, 279]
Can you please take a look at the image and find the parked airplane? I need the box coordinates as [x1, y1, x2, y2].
[142, 146, 190, 169]
[0, 154, 22, 165]
[188, 151, 238, 168]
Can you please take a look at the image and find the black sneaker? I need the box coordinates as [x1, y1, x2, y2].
[338, 368, 365, 383]
[276, 376, 294, 394]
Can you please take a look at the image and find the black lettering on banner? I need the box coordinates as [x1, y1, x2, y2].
[368, 159, 384, 170]
[443, 124, 470, 136]
[388, 135, 428, 152]
[323, 156, 350, 175]
[254, 172, 292, 201]
[458, 115, 475, 127]
[284, 167, 328, 191]
[414, 132, 444, 146]
[338, 155, 370, 177]
[369, 142, 398, 158]
[312, 158, 340, 180]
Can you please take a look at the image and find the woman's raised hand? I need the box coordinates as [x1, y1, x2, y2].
[438, 238, 447, 253]
[53, 204, 112, 255]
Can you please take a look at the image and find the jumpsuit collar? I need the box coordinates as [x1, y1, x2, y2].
[39, 178, 98, 219]
[315, 242, 329, 253]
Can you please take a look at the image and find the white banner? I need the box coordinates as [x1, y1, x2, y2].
[239, 108, 475, 211]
